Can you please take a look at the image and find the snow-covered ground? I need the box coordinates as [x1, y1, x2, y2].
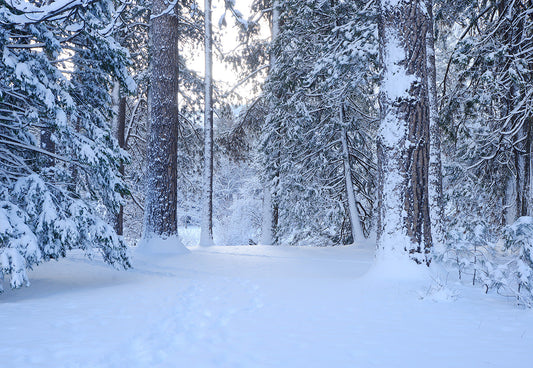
[1, 237, 532, 368]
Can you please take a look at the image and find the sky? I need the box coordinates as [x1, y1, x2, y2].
[189, 0, 270, 103]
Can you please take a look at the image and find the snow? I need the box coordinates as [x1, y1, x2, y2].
[383, 0, 402, 7]
[0, 201, 40, 290]
[135, 235, 189, 257]
[2, 0, 84, 25]
[378, 27, 412, 148]
[1, 237, 533, 367]
[381, 28, 417, 105]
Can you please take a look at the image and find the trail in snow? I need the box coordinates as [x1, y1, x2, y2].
[1, 241, 532, 368]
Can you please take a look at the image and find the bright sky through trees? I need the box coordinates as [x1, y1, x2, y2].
[189, 0, 268, 101]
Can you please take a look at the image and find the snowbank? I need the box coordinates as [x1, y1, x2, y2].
[1, 244, 532, 368]
[134, 235, 190, 257]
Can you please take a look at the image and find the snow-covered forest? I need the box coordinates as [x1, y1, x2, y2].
[1, 0, 533, 366]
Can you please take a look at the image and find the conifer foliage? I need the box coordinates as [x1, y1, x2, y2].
[437, 0, 533, 304]
[442, 0, 533, 228]
[260, 0, 378, 245]
[0, 0, 133, 290]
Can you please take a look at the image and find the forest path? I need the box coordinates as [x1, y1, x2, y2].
[1, 242, 532, 367]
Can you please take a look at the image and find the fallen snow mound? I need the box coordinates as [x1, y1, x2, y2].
[134, 235, 190, 257]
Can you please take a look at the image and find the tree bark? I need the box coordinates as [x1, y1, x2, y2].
[200, 0, 214, 246]
[340, 108, 365, 244]
[40, 128, 55, 167]
[426, 0, 445, 251]
[377, 0, 432, 264]
[115, 95, 126, 236]
[144, 0, 179, 239]
[508, 2, 531, 220]
[261, 184, 273, 245]
[262, 0, 281, 245]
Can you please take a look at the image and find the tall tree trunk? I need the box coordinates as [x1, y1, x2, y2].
[504, 175, 517, 225]
[144, 0, 179, 239]
[508, 2, 531, 220]
[426, 0, 445, 251]
[272, 0, 280, 39]
[528, 117, 533, 217]
[515, 120, 531, 219]
[261, 184, 273, 245]
[340, 107, 364, 244]
[377, 0, 432, 264]
[115, 95, 126, 236]
[262, 0, 281, 245]
[68, 117, 81, 195]
[200, 0, 214, 246]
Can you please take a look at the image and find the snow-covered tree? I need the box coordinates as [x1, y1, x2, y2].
[200, 0, 214, 246]
[0, 0, 133, 290]
[432, 0, 533, 303]
[426, 0, 445, 250]
[260, 0, 377, 245]
[441, 0, 533, 230]
[103, 0, 204, 242]
[143, 0, 180, 239]
[377, 0, 433, 264]
[144, 0, 204, 240]
[261, 0, 280, 245]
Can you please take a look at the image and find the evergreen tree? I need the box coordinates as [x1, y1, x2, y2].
[260, 0, 377, 245]
[0, 0, 133, 290]
[144, 0, 180, 239]
[200, 0, 214, 246]
[377, 0, 433, 264]
[108, 0, 204, 241]
[426, 0, 445, 250]
[144, 0, 204, 240]
[435, 0, 533, 303]
[441, 0, 533, 230]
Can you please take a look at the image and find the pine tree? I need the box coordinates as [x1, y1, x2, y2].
[441, 0, 533, 230]
[260, 0, 281, 245]
[108, 0, 204, 241]
[0, 0, 133, 290]
[426, 0, 445, 250]
[260, 0, 377, 245]
[377, 0, 433, 264]
[435, 0, 533, 300]
[144, 0, 181, 239]
[200, 0, 214, 246]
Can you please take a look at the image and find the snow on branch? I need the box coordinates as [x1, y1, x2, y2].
[1, 0, 95, 25]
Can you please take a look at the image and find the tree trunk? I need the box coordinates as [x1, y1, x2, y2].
[200, 0, 214, 246]
[144, 0, 179, 239]
[340, 108, 364, 244]
[68, 117, 80, 194]
[115, 95, 126, 236]
[40, 128, 55, 167]
[377, 0, 432, 264]
[529, 117, 533, 217]
[261, 184, 273, 245]
[262, 0, 281, 245]
[515, 120, 532, 219]
[272, 0, 280, 39]
[504, 175, 517, 225]
[508, 2, 531, 220]
[426, 0, 445, 251]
